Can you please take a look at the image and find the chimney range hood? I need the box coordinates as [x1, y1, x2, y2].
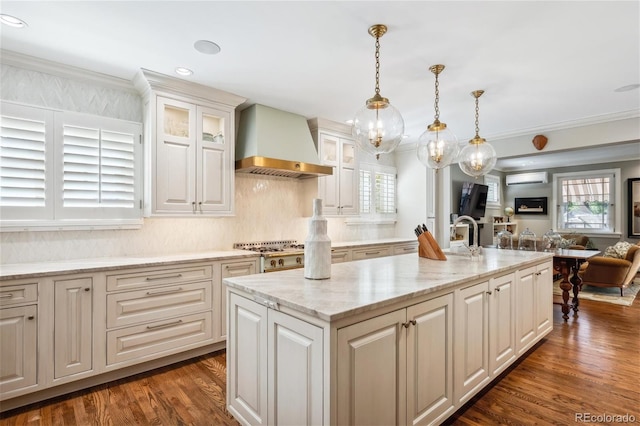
[235, 104, 333, 178]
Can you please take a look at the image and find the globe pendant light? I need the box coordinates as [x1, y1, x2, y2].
[417, 65, 459, 171]
[352, 24, 404, 160]
[459, 90, 497, 178]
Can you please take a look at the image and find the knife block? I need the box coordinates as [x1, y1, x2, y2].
[418, 232, 447, 261]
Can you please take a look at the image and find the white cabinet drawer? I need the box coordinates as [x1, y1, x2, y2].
[221, 261, 256, 278]
[106, 311, 213, 365]
[393, 243, 418, 255]
[106, 264, 213, 292]
[106, 281, 212, 328]
[0, 283, 38, 307]
[351, 246, 391, 260]
[331, 249, 352, 263]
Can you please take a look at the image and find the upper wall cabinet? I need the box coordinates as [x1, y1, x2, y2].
[308, 118, 359, 216]
[134, 69, 246, 216]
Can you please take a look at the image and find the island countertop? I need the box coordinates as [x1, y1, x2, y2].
[224, 248, 553, 322]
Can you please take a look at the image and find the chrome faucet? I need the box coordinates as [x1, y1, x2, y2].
[453, 215, 481, 259]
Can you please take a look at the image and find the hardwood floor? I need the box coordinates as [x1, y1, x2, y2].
[2, 296, 639, 425]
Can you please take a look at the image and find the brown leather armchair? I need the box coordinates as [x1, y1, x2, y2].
[579, 243, 640, 296]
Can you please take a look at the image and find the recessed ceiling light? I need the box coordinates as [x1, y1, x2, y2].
[614, 84, 640, 92]
[0, 14, 28, 28]
[194, 40, 221, 55]
[175, 67, 193, 76]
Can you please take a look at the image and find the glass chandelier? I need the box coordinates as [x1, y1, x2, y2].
[417, 64, 459, 171]
[458, 90, 497, 177]
[352, 24, 404, 160]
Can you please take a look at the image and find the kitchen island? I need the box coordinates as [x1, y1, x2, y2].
[224, 249, 554, 426]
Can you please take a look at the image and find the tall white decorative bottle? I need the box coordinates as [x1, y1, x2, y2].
[304, 198, 331, 279]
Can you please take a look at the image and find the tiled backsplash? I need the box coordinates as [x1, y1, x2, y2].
[0, 175, 395, 264]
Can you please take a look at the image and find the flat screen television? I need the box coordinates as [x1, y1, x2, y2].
[459, 182, 489, 220]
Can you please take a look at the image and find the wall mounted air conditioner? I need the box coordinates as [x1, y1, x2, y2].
[505, 171, 548, 186]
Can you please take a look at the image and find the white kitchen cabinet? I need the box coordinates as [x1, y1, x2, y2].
[488, 273, 516, 376]
[351, 245, 392, 261]
[134, 69, 246, 217]
[105, 263, 215, 367]
[227, 293, 323, 426]
[454, 281, 490, 404]
[308, 118, 358, 216]
[54, 277, 93, 379]
[337, 293, 454, 426]
[154, 97, 233, 214]
[393, 241, 419, 255]
[0, 305, 37, 394]
[515, 261, 553, 355]
[330, 248, 352, 264]
[220, 260, 258, 340]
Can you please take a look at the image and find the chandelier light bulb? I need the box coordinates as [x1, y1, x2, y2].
[352, 24, 405, 160]
[459, 90, 497, 178]
[417, 64, 459, 170]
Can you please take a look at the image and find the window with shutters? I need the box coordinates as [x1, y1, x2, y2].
[0, 102, 142, 230]
[358, 163, 396, 219]
[484, 174, 501, 207]
[552, 169, 621, 235]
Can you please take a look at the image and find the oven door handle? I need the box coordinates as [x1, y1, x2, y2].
[264, 264, 305, 273]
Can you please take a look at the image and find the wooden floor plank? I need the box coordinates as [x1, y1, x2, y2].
[2, 295, 639, 425]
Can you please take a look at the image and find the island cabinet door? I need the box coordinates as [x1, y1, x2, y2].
[267, 310, 323, 426]
[534, 261, 553, 336]
[488, 273, 516, 376]
[337, 309, 407, 426]
[515, 266, 536, 355]
[454, 281, 490, 405]
[406, 293, 455, 426]
[227, 293, 268, 426]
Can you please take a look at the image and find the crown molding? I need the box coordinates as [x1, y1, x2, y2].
[0, 49, 137, 92]
[487, 109, 640, 142]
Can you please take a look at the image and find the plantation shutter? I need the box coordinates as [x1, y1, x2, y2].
[375, 171, 395, 214]
[58, 112, 141, 221]
[359, 169, 371, 214]
[0, 103, 53, 220]
[62, 126, 136, 208]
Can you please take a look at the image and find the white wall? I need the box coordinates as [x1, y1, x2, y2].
[395, 146, 427, 239]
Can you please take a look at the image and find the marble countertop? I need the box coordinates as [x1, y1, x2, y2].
[0, 250, 261, 281]
[0, 238, 417, 281]
[224, 249, 553, 322]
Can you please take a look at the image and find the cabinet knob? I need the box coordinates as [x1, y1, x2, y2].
[486, 291, 493, 295]
[84, 287, 90, 292]
[496, 287, 501, 292]
[28, 315, 35, 320]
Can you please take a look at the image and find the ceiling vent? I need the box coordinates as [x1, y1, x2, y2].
[505, 171, 548, 186]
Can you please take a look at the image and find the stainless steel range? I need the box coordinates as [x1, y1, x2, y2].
[234, 240, 305, 273]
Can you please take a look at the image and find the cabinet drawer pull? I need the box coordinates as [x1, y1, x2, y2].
[402, 247, 415, 251]
[0, 293, 13, 299]
[146, 286, 183, 295]
[225, 264, 251, 271]
[365, 251, 380, 255]
[145, 274, 183, 281]
[146, 319, 183, 330]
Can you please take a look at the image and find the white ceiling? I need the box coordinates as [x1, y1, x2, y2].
[1, 1, 639, 171]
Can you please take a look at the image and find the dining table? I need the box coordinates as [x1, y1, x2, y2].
[552, 249, 601, 321]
